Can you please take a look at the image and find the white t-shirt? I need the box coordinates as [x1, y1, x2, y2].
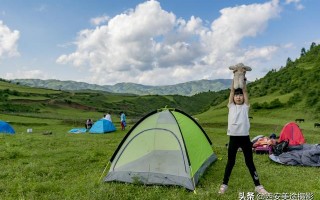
[104, 114, 112, 122]
[227, 103, 250, 136]
[120, 113, 126, 122]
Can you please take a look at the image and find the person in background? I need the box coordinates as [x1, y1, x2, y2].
[104, 112, 112, 122]
[85, 119, 93, 130]
[218, 76, 268, 195]
[120, 111, 126, 131]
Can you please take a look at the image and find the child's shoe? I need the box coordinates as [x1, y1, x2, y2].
[255, 185, 268, 195]
[218, 184, 228, 194]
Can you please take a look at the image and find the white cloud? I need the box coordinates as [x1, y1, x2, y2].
[57, 0, 287, 85]
[243, 46, 279, 60]
[90, 15, 110, 26]
[295, 4, 304, 10]
[202, 0, 281, 67]
[57, 0, 177, 78]
[285, 0, 299, 3]
[285, 0, 304, 10]
[0, 21, 20, 59]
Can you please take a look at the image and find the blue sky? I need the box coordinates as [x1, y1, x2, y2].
[0, 0, 319, 86]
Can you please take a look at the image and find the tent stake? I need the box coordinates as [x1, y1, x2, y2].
[99, 161, 111, 183]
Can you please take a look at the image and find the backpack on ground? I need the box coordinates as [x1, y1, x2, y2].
[272, 140, 289, 156]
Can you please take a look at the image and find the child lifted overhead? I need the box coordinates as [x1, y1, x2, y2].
[218, 67, 268, 195]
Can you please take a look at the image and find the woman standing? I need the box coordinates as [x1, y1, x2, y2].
[120, 111, 126, 131]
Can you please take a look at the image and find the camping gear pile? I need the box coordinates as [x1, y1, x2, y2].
[252, 135, 277, 154]
[268, 122, 320, 167]
[252, 122, 306, 155]
[269, 144, 320, 166]
[103, 108, 217, 191]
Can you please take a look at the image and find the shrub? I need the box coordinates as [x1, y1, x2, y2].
[252, 102, 262, 109]
[268, 98, 283, 109]
[305, 90, 319, 107]
[287, 93, 302, 106]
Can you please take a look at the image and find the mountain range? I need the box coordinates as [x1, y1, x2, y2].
[11, 78, 232, 96]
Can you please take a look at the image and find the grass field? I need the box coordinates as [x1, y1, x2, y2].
[1, 104, 319, 200]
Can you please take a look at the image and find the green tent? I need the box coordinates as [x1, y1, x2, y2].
[104, 108, 217, 190]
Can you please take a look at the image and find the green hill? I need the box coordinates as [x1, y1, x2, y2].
[248, 42, 320, 116]
[0, 78, 222, 121]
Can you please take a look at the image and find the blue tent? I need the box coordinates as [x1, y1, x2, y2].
[0, 120, 15, 134]
[89, 119, 116, 134]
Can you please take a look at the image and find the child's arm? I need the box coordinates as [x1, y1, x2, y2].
[243, 77, 249, 105]
[228, 79, 235, 105]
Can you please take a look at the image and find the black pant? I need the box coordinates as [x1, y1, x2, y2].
[223, 136, 261, 186]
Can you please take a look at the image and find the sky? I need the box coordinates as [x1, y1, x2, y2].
[0, 0, 319, 86]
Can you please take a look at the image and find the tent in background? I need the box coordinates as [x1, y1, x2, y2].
[279, 122, 305, 146]
[0, 120, 15, 134]
[104, 108, 217, 191]
[89, 119, 116, 134]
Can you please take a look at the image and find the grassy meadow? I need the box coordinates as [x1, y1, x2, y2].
[1, 43, 320, 199]
[1, 102, 320, 200]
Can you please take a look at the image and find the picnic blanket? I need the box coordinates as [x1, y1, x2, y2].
[68, 128, 87, 134]
[269, 144, 320, 166]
